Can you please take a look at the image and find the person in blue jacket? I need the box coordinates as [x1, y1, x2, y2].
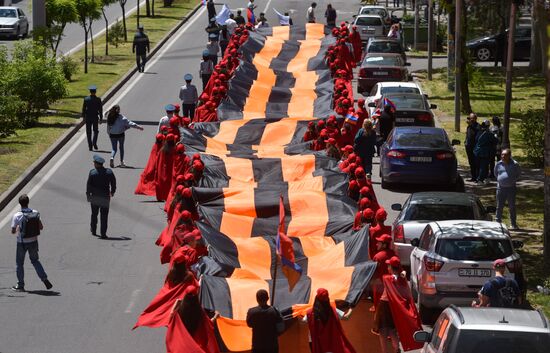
[473, 120, 498, 184]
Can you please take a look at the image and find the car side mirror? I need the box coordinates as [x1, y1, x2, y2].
[424, 93, 429, 99]
[414, 330, 431, 343]
[353, 14, 357, 18]
[451, 139, 461, 146]
[430, 104, 438, 109]
[512, 240, 524, 249]
[411, 238, 420, 247]
[405, 62, 411, 66]
[391, 203, 402, 211]
[485, 206, 496, 213]
[368, 102, 376, 107]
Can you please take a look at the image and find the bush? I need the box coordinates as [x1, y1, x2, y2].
[59, 55, 79, 81]
[108, 21, 124, 48]
[0, 47, 24, 138]
[519, 110, 544, 167]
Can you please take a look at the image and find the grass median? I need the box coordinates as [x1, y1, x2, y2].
[0, 0, 199, 194]
[417, 67, 549, 315]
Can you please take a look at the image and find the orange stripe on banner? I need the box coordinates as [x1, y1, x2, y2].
[286, 189, 329, 237]
[220, 188, 257, 238]
[305, 23, 326, 41]
[227, 277, 270, 321]
[219, 212, 255, 239]
[204, 136, 229, 155]
[232, 237, 273, 280]
[308, 267, 354, 305]
[299, 236, 337, 258]
[223, 157, 257, 188]
[287, 176, 324, 192]
[216, 317, 252, 352]
[214, 120, 248, 144]
[281, 155, 316, 181]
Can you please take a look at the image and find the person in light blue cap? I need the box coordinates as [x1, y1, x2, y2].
[206, 34, 220, 65]
[82, 84, 103, 151]
[199, 50, 214, 90]
[179, 74, 198, 119]
[87, 154, 116, 238]
[158, 104, 176, 132]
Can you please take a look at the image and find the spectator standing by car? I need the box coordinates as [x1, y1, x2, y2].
[472, 259, 521, 308]
[105, 105, 144, 168]
[325, 4, 336, 28]
[494, 148, 521, 230]
[473, 120, 498, 184]
[82, 85, 103, 151]
[246, 289, 283, 353]
[378, 103, 395, 144]
[10, 194, 52, 292]
[307, 2, 317, 23]
[465, 113, 480, 182]
[132, 24, 150, 73]
[489, 116, 503, 179]
[354, 119, 377, 176]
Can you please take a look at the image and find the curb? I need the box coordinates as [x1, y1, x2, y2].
[407, 55, 447, 59]
[0, 1, 202, 213]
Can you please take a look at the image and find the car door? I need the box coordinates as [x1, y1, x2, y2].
[17, 8, 27, 28]
[514, 28, 531, 60]
[410, 225, 433, 288]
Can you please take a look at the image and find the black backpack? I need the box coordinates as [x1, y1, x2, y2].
[21, 210, 41, 238]
[493, 278, 519, 308]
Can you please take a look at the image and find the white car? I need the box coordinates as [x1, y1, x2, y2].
[409, 220, 525, 323]
[351, 15, 385, 42]
[356, 5, 391, 29]
[365, 81, 425, 115]
[0, 6, 28, 39]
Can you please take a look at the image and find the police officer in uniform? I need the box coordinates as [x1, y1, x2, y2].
[86, 155, 117, 239]
[82, 85, 103, 151]
[179, 74, 198, 119]
[132, 24, 150, 73]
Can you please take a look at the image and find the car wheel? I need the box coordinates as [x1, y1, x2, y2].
[418, 298, 436, 324]
[476, 46, 491, 61]
[381, 178, 389, 190]
[23, 24, 29, 38]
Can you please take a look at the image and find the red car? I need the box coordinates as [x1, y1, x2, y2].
[358, 53, 410, 94]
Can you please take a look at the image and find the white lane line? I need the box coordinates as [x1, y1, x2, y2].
[125, 289, 143, 313]
[263, 0, 273, 14]
[0, 5, 207, 229]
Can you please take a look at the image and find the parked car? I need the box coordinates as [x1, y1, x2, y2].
[356, 5, 400, 30]
[414, 306, 550, 353]
[351, 14, 385, 42]
[364, 37, 407, 64]
[368, 92, 437, 127]
[379, 127, 459, 189]
[391, 192, 495, 270]
[364, 82, 424, 114]
[358, 54, 410, 94]
[0, 6, 28, 39]
[466, 26, 531, 61]
[409, 220, 525, 322]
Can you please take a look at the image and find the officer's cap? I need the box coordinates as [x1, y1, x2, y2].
[202, 50, 210, 57]
[93, 154, 105, 164]
[88, 85, 97, 91]
[165, 104, 176, 112]
[184, 74, 193, 81]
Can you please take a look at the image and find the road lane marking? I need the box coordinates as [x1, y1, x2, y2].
[263, 0, 273, 13]
[125, 289, 143, 313]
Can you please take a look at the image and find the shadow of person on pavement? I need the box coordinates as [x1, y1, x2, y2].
[26, 290, 61, 296]
[100, 236, 132, 241]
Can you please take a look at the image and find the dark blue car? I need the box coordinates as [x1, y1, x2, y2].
[380, 127, 460, 189]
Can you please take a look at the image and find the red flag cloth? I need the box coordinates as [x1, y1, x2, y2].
[155, 145, 175, 202]
[306, 308, 357, 353]
[194, 106, 219, 122]
[133, 276, 199, 329]
[382, 275, 423, 351]
[349, 31, 362, 63]
[135, 140, 162, 196]
[165, 309, 220, 353]
[277, 195, 302, 292]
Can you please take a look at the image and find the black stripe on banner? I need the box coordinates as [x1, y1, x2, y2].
[250, 184, 291, 237]
[289, 119, 315, 145]
[200, 275, 234, 318]
[196, 221, 240, 270]
[233, 119, 268, 145]
[289, 25, 306, 42]
[252, 158, 284, 184]
[325, 192, 356, 236]
[344, 262, 377, 306]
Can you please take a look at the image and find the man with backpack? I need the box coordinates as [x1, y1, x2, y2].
[10, 194, 52, 292]
[472, 259, 521, 308]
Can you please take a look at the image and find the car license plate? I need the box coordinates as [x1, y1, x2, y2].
[458, 268, 492, 277]
[396, 118, 415, 123]
[410, 156, 432, 162]
[373, 72, 388, 76]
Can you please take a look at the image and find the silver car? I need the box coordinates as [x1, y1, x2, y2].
[351, 15, 385, 42]
[414, 306, 550, 353]
[0, 7, 29, 39]
[390, 192, 495, 269]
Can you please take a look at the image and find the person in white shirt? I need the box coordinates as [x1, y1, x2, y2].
[199, 50, 214, 90]
[179, 74, 199, 119]
[225, 13, 237, 35]
[158, 104, 176, 133]
[307, 2, 317, 23]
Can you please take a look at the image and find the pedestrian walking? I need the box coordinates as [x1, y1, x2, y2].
[465, 113, 480, 182]
[206, 37, 220, 65]
[472, 259, 521, 308]
[235, 9, 245, 25]
[307, 2, 317, 23]
[284, 12, 293, 26]
[225, 13, 237, 35]
[325, 4, 336, 28]
[86, 155, 116, 239]
[105, 105, 144, 168]
[132, 24, 150, 73]
[489, 116, 503, 178]
[473, 120, 498, 184]
[255, 12, 269, 28]
[199, 51, 214, 91]
[158, 104, 176, 132]
[494, 148, 521, 230]
[354, 119, 377, 176]
[82, 85, 103, 151]
[205, 18, 220, 41]
[247, 0, 257, 24]
[180, 74, 199, 119]
[246, 289, 283, 353]
[219, 27, 230, 56]
[10, 194, 52, 292]
[206, 0, 216, 22]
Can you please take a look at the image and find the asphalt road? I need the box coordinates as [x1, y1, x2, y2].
[0, 1, 429, 352]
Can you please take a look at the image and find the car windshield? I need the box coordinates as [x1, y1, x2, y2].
[356, 17, 382, 26]
[0, 9, 17, 18]
[369, 42, 402, 53]
[384, 95, 426, 109]
[436, 238, 513, 261]
[360, 8, 387, 18]
[381, 87, 420, 95]
[405, 204, 473, 221]
[365, 56, 401, 66]
[454, 330, 550, 353]
[395, 133, 447, 148]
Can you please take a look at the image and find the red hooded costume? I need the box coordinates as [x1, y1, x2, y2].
[155, 134, 176, 201]
[135, 134, 165, 196]
[349, 26, 363, 63]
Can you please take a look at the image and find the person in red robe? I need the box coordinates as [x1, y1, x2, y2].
[165, 285, 220, 353]
[311, 129, 328, 151]
[353, 208, 373, 231]
[356, 99, 368, 128]
[305, 288, 356, 353]
[371, 234, 396, 312]
[135, 133, 165, 196]
[347, 179, 359, 200]
[160, 210, 196, 264]
[349, 25, 362, 63]
[369, 208, 391, 255]
[303, 121, 318, 142]
[377, 257, 423, 353]
[133, 253, 198, 329]
[155, 133, 176, 201]
[337, 123, 354, 149]
[325, 137, 341, 159]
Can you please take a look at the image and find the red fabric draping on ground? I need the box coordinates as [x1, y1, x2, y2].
[135, 141, 162, 196]
[155, 147, 175, 201]
[307, 307, 356, 353]
[165, 309, 220, 353]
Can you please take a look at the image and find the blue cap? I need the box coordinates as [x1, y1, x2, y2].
[88, 85, 97, 91]
[208, 33, 218, 40]
[93, 154, 105, 164]
[184, 74, 193, 81]
[202, 50, 210, 57]
[165, 104, 176, 112]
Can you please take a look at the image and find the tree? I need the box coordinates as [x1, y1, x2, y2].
[101, 0, 118, 56]
[87, 7, 102, 62]
[459, 0, 472, 114]
[75, 0, 101, 73]
[44, 0, 78, 55]
[529, 0, 548, 73]
[0, 46, 24, 137]
[543, 3, 550, 262]
[119, 0, 128, 41]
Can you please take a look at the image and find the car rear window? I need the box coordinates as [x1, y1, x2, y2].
[365, 56, 401, 66]
[356, 17, 383, 26]
[436, 238, 513, 261]
[395, 133, 447, 148]
[405, 204, 473, 221]
[381, 87, 420, 95]
[385, 95, 426, 109]
[0, 9, 17, 17]
[368, 42, 403, 53]
[455, 330, 550, 353]
[360, 8, 387, 18]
